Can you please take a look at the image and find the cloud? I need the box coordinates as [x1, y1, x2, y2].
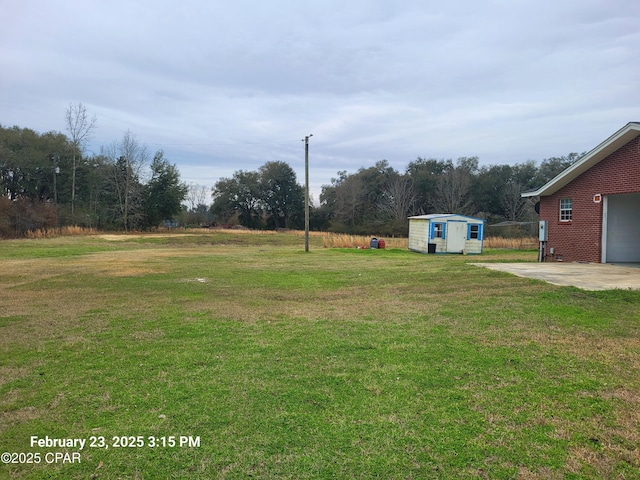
[2, 0, 640, 202]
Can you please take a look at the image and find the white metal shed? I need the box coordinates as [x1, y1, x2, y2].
[408, 214, 485, 254]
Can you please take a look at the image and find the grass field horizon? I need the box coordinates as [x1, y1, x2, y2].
[1, 231, 638, 479]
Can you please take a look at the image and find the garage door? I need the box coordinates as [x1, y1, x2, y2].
[604, 192, 640, 262]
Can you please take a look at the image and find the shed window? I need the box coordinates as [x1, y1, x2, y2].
[433, 223, 445, 238]
[559, 198, 572, 222]
[468, 224, 482, 240]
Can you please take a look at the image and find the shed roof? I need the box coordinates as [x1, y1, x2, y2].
[522, 122, 640, 198]
[408, 214, 484, 222]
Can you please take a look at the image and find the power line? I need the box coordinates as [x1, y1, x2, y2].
[89, 139, 300, 147]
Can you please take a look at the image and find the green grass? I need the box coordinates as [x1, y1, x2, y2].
[1, 232, 639, 479]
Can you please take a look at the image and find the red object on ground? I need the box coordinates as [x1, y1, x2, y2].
[378, 238, 386, 249]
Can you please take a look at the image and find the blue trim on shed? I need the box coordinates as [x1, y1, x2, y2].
[429, 221, 447, 240]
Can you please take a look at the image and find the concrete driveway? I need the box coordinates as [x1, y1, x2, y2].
[470, 262, 640, 291]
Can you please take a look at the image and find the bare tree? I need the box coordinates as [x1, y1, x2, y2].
[103, 131, 148, 230]
[431, 166, 473, 214]
[186, 183, 210, 211]
[120, 130, 148, 230]
[378, 175, 417, 220]
[65, 102, 97, 217]
[501, 180, 528, 222]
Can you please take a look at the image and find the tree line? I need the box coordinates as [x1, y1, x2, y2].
[1, 103, 581, 238]
[212, 155, 581, 237]
[0, 103, 188, 237]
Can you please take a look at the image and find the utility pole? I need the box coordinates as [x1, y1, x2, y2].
[304, 134, 313, 252]
[51, 155, 59, 227]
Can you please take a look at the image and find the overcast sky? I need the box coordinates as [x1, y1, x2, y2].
[2, 0, 639, 202]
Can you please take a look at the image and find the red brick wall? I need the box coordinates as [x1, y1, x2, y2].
[540, 135, 640, 263]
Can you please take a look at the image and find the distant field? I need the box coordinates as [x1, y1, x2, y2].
[1, 232, 638, 479]
[19, 225, 538, 250]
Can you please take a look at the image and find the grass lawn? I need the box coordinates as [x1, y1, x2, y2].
[1, 232, 639, 479]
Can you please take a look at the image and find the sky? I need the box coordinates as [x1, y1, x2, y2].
[2, 0, 639, 203]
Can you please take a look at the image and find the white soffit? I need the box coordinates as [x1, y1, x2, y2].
[522, 122, 640, 198]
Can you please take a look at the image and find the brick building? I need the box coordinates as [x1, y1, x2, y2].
[522, 122, 640, 263]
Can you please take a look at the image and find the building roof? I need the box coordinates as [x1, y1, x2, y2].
[522, 122, 640, 198]
[408, 214, 484, 222]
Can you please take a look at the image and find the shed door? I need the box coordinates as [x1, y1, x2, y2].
[604, 192, 640, 262]
[446, 221, 466, 253]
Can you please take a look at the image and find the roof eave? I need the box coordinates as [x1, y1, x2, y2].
[521, 122, 640, 198]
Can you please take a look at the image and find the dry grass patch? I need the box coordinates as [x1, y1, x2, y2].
[0, 248, 185, 288]
[0, 259, 70, 290]
[0, 406, 42, 428]
[0, 249, 202, 348]
[0, 290, 107, 347]
[0, 366, 31, 386]
[319, 234, 538, 250]
[321, 233, 407, 249]
[24, 226, 98, 238]
[484, 236, 538, 249]
[130, 330, 166, 341]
